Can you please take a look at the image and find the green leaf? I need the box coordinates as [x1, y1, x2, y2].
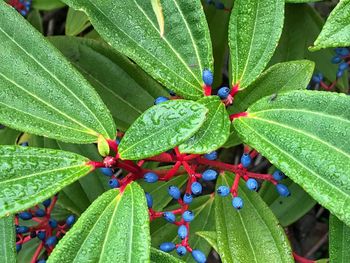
[310, 0, 350, 51]
[0, 146, 93, 217]
[27, 9, 43, 33]
[119, 100, 208, 160]
[0, 216, 16, 263]
[151, 248, 184, 263]
[285, 0, 321, 2]
[151, 0, 165, 37]
[329, 214, 350, 262]
[65, 7, 91, 36]
[0, 2, 116, 144]
[179, 96, 230, 154]
[215, 173, 293, 263]
[61, 0, 213, 100]
[196, 231, 218, 253]
[48, 183, 150, 262]
[32, 0, 65, 10]
[0, 127, 20, 145]
[233, 90, 350, 225]
[229, 0, 284, 89]
[49, 36, 167, 131]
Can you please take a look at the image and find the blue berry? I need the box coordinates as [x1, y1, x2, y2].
[176, 245, 187, 256]
[312, 73, 323, 83]
[49, 218, 58, 228]
[232, 197, 244, 210]
[35, 209, 45, 217]
[109, 178, 119, 188]
[182, 210, 194, 222]
[145, 192, 153, 208]
[204, 151, 217, 160]
[191, 182, 202, 195]
[66, 215, 75, 226]
[18, 211, 32, 220]
[205, 0, 214, 5]
[20, 142, 28, 146]
[240, 153, 251, 168]
[143, 172, 158, 183]
[45, 236, 57, 247]
[154, 96, 169, 105]
[16, 243, 22, 252]
[37, 260, 46, 263]
[178, 225, 188, 239]
[339, 62, 349, 71]
[337, 69, 344, 78]
[215, 2, 225, 9]
[202, 169, 217, 181]
[163, 212, 176, 223]
[16, 226, 29, 234]
[37, 231, 46, 240]
[331, 55, 342, 64]
[246, 178, 258, 191]
[183, 193, 193, 204]
[159, 242, 176, 252]
[168, 90, 176, 96]
[335, 48, 349, 56]
[100, 167, 113, 177]
[202, 69, 213, 86]
[218, 86, 230, 99]
[217, 185, 230, 197]
[192, 249, 207, 263]
[276, 184, 291, 197]
[168, 186, 181, 199]
[272, 170, 285, 181]
[42, 198, 51, 207]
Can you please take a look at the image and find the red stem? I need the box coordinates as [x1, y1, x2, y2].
[293, 252, 316, 263]
[196, 158, 240, 173]
[30, 242, 43, 263]
[229, 112, 248, 121]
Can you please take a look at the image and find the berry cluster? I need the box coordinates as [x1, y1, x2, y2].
[8, 0, 32, 16]
[15, 195, 75, 263]
[309, 47, 350, 91]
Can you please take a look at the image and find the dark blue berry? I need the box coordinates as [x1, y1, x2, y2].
[154, 96, 169, 105]
[37, 231, 46, 240]
[339, 62, 349, 71]
[18, 211, 32, 220]
[202, 69, 214, 86]
[182, 210, 194, 222]
[272, 170, 285, 181]
[276, 184, 291, 197]
[312, 73, 323, 83]
[335, 47, 349, 56]
[178, 225, 188, 239]
[331, 55, 342, 64]
[163, 212, 176, 223]
[16, 243, 22, 252]
[205, 0, 214, 5]
[20, 142, 28, 147]
[183, 193, 193, 204]
[192, 249, 207, 263]
[337, 69, 344, 78]
[109, 178, 119, 188]
[30, 231, 37, 238]
[232, 197, 243, 210]
[204, 151, 217, 160]
[168, 186, 181, 199]
[45, 236, 57, 247]
[191, 182, 202, 195]
[202, 169, 217, 181]
[143, 172, 158, 183]
[240, 153, 251, 168]
[42, 199, 51, 207]
[176, 245, 187, 256]
[168, 90, 176, 96]
[66, 215, 75, 227]
[35, 209, 45, 217]
[246, 178, 258, 191]
[145, 192, 153, 208]
[218, 86, 230, 99]
[159, 242, 176, 252]
[37, 260, 46, 263]
[100, 167, 113, 177]
[16, 226, 29, 234]
[215, 2, 225, 9]
[217, 185, 230, 197]
[49, 218, 58, 228]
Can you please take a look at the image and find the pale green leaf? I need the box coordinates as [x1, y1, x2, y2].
[329, 214, 350, 262]
[151, 248, 184, 263]
[0, 127, 20, 145]
[196, 231, 218, 253]
[65, 7, 91, 36]
[151, 0, 165, 37]
[0, 216, 16, 263]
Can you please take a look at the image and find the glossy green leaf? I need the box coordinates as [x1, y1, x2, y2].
[27, 9, 43, 33]
[329, 214, 350, 262]
[17, 238, 40, 263]
[0, 146, 93, 217]
[310, 0, 350, 51]
[65, 7, 90, 36]
[234, 90, 350, 225]
[32, 0, 65, 10]
[151, 248, 184, 263]
[0, 2, 115, 144]
[151, 0, 165, 37]
[119, 100, 208, 160]
[229, 0, 284, 89]
[225, 60, 315, 148]
[196, 231, 218, 253]
[49, 36, 167, 131]
[61, 0, 213, 100]
[285, 0, 321, 2]
[215, 173, 293, 263]
[179, 96, 230, 154]
[0, 127, 20, 145]
[48, 183, 150, 262]
[0, 216, 16, 263]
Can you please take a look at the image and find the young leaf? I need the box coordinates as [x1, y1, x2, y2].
[65, 7, 91, 36]
[196, 231, 219, 253]
[151, 0, 165, 37]
[233, 90, 350, 225]
[119, 100, 208, 160]
[0, 146, 93, 217]
[215, 174, 293, 263]
[229, 0, 284, 89]
[151, 248, 184, 263]
[48, 183, 150, 262]
[329, 214, 350, 262]
[310, 0, 350, 51]
[0, 216, 16, 263]
[0, 2, 116, 144]
[179, 96, 230, 154]
[61, 0, 213, 100]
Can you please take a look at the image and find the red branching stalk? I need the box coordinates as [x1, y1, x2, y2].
[293, 252, 316, 263]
